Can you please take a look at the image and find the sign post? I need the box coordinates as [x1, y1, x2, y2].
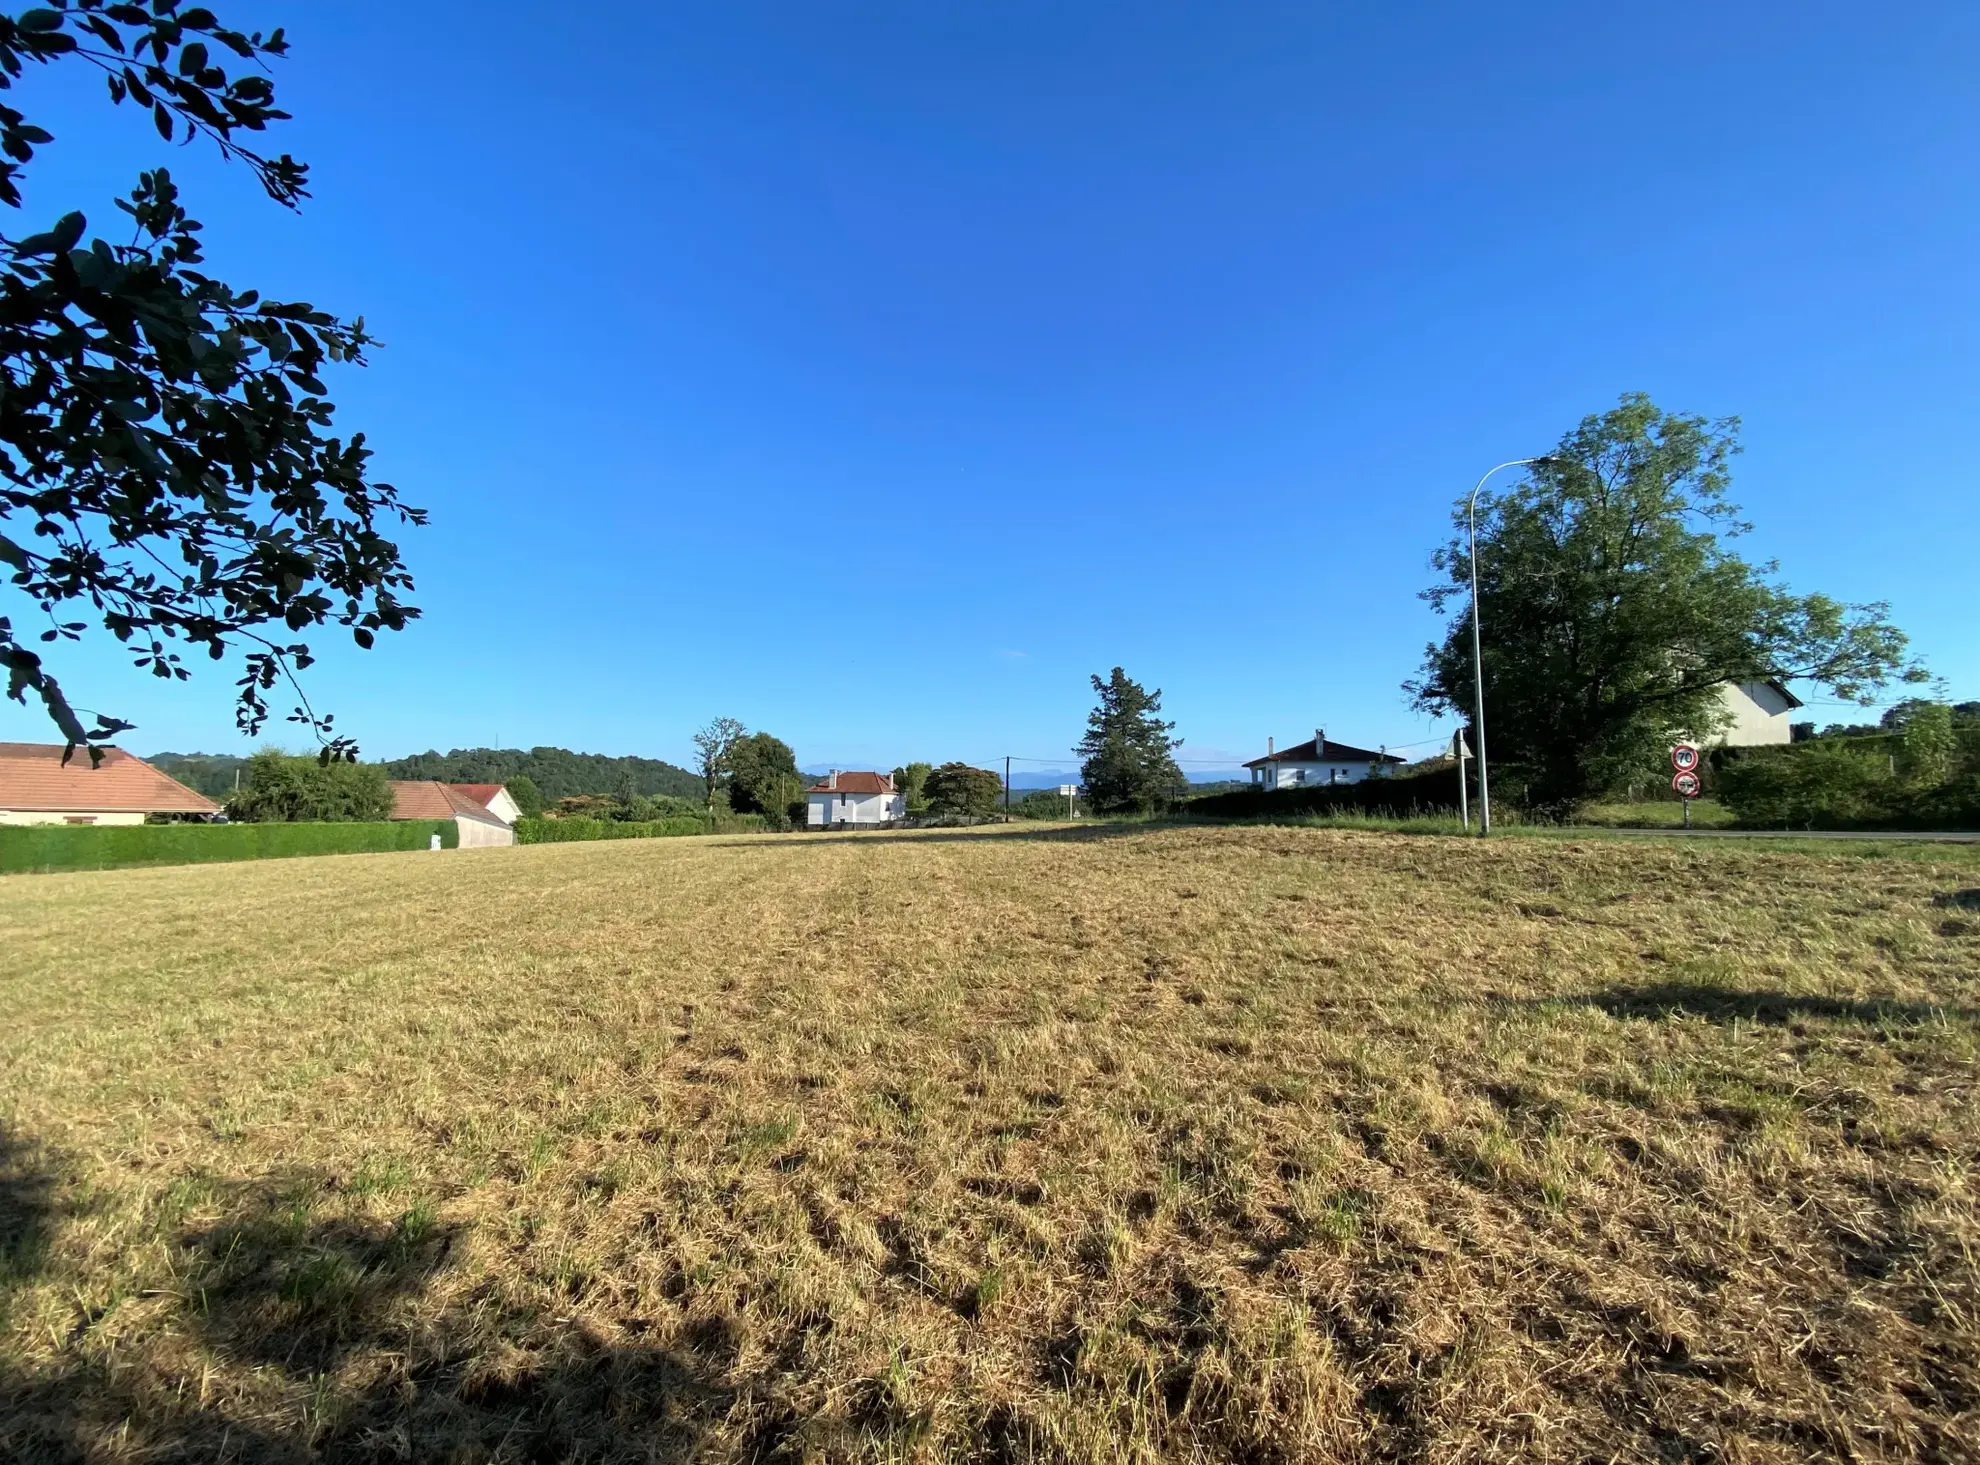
[1058, 783, 1077, 819]
[1670, 743, 1702, 829]
[1453, 729, 1473, 831]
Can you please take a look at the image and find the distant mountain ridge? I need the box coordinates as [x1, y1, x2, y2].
[147, 747, 703, 803]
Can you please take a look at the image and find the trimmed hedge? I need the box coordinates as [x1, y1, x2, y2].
[512, 813, 767, 844]
[0, 819, 458, 875]
[1185, 767, 1463, 820]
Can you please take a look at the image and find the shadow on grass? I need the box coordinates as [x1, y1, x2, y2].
[1511, 985, 1976, 1027]
[0, 1126, 56, 1299]
[0, 1160, 769, 1462]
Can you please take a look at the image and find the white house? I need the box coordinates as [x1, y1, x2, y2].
[388, 781, 517, 847]
[1244, 730, 1404, 790]
[806, 770, 905, 827]
[1704, 681, 1803, 747]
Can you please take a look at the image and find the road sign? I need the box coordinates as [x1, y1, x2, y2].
[1057, 784, 1076, 797]
[1671, 743, 1701, 773]
[1672, 769, 1702, 799]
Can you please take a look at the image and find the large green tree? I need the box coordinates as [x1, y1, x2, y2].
[0, 3, 421, 762]
[1077, 667, 1184, 813]
[890, 760, 932, 814]
[1408, 395, 1924, 817]
[923, 761, 1001, 817]
[691, 716, 745, 809]
[223, 748, 391, 822]
[726, 731, 800, 818]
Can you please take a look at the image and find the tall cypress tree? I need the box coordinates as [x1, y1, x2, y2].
[1077, 668, 1185, 812]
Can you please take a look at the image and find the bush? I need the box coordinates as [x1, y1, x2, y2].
[1186, 767, 1463, 820]
[0, 820, 457, 874]
[225, 750, 396, 823]
[1715, 739, 1980, 830]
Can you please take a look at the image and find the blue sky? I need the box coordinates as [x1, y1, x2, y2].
[3, 2, 1975, 774]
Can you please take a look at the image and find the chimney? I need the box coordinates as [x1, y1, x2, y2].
[828, 769, 838, 790]
[1315, 728, 1326, 753]
[1267, 735, 1274, 756]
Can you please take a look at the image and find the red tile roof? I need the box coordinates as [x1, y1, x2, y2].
[805, 771, 895, 795]
[388, 780, 508, 824]
[448, 783, 507, 809]
[0, 743, 219, 815]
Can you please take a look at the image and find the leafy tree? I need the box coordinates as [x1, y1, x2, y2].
[0, 3, 424, 762]
[505, 773, 543, 819]
[1899, 704, 1956, 786]
[224, 749, 391, 822]
[726, 732, 799, 817]
[691, 716, 745, 808]
[923, 761, 1002, 817]
[1408, 395, 1925, 817]
[1077, 667, 1184, 813]
[890, 760, 932, 814]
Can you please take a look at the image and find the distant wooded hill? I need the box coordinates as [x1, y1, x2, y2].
[146, 752, 250, 799]
[148, 747, 702, 802]
[382, 747, 702, 801]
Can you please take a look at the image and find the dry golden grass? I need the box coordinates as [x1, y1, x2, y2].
[2, 824, 1978, 1463]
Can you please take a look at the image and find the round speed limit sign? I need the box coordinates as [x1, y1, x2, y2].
[1670, 743, 1701, 773]
[1672, 769, 1702, 799]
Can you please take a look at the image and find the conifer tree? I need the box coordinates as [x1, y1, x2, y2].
[1077, 667, 1184, 812]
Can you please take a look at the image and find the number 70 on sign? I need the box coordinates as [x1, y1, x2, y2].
[1671, 743, 1701, 799]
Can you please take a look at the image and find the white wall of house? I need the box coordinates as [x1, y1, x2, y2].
[1252, 761, 1381, 790]
[481, 788, 522, 824]
[0, 808, 147, 825]
[1709, 682, 1797, 747]
[807, 791, 904, 826]
[454, 815, 515, 848]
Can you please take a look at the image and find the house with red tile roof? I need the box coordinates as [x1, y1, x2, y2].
[388, 781, 517, 847]
[0, 743, 220, 826]
[805, 770, 905, 827]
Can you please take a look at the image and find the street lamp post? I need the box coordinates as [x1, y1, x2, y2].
[1467, 457, 1548, 835]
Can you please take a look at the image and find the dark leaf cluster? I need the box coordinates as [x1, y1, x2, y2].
[0, 2, 419, 763]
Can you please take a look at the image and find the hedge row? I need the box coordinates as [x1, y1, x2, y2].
[1184, 767, 1463, 820]
[0, 819, 458, 875]
[512, 814, 766, 844]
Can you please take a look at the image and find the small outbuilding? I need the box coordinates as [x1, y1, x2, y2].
[1245, 730, 1404, 790]
[806, 771, 905, 827]
[0, 742, 220, 825]
[388, 781, 517, 847]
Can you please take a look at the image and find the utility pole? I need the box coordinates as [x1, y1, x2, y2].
[1004, 756, 1011, 823]
[1467, 455, 1550, 835]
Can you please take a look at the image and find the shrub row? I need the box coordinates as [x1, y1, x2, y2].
[512, 813, 766, 844]
[0, 819, 458, 875]
[1184, 767, 1464, 821]
[1714, 744, 1980, 830]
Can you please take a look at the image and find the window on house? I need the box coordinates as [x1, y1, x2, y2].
[65, 815, 97, 825]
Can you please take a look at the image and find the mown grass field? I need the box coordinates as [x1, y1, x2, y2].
[3, 825, 1978, 1463]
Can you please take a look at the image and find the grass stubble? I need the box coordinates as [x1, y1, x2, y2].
[2, 824, 1976, 1462]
